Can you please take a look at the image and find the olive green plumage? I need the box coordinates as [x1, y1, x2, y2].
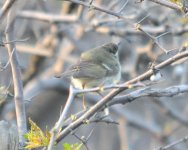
[56, 43, 121, 89]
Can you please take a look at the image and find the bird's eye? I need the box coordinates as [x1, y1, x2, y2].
[108, 47, 117, 54]
[110, 44, 118, 54]
[103, 43, 118, 54]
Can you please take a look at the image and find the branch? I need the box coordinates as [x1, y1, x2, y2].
[5, 1, 27, 146]
[71, 129, 94, 150]
[157, 135, 188, 150]
[17, 10, 78, 23]
[56, 49, 188, 142]
[147, 0, 182, 12]
[0, 47, 15, 71]
[48, 85, 75, 150]
[109, 85, 188, 106]
[136, 24, 173, 54]
[64, 0, 133, 20]
[0, 0, 16, 21]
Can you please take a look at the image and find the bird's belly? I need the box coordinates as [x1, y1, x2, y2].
[71, 71, 121, 89]
[71, 77, 103, 89]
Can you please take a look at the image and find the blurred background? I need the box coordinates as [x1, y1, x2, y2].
[0, 0, 188, 149]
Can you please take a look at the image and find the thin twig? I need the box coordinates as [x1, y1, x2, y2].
[147, 0, 182, 12]
[47, 85, 75, 150]
[90, 115, 119, 125]
[137, 25, 172, 53]
[116, 0, 129, 14]
[17, 10, 78, 23]
[68, 82, 145, 94]
[63, 0, 134, 19]
[0, 37, 30, 46]
[157, 135, 188, 150]
[72, 132, 89, 150]
[0, 47, 15, 71]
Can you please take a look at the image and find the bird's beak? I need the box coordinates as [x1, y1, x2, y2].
[117, 41, 121, 47]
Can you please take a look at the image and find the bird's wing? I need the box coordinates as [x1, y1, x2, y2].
[71, 61, 107, 79]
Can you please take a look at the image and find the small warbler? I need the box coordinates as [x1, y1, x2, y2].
[56, 42, 121, 89]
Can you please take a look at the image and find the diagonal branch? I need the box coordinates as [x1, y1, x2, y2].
[63, 0, 133, 20]
[0, 0, 17, 21]
[157, 135, 188, 150]
[147, 0, 182, 12]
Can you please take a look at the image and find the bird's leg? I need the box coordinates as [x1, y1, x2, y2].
[82, 84, 88, 110]
[82, 94, 87, 110]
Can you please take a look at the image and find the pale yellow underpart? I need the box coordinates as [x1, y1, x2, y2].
[71, 71, 121, 89]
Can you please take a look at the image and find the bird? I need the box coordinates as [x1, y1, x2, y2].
[55, 42, 121, 89]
